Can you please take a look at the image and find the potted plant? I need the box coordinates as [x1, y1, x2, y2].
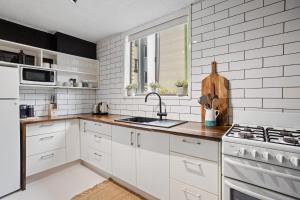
[126, 83, 138, 96]
[175, 80, 188, 96]
[148, 82, 160, 93]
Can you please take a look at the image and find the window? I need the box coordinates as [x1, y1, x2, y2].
[126, 15, 189, 96]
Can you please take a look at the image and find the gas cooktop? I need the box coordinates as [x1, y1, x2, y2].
[226, 124, 300, 147]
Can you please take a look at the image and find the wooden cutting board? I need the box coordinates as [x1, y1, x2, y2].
[201, 62, 229, 126]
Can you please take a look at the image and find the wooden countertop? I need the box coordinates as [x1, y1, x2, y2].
[20, 114, 230, 141]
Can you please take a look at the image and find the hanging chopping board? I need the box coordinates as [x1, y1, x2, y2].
[201, 61, 229, 126]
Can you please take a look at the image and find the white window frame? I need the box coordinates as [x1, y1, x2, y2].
[124, 6, 192, 99]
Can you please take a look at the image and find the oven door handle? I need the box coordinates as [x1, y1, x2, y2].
[224, 180, 274, 200]
[225, 158, 300, 182]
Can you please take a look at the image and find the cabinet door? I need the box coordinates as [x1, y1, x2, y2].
[66, 120, 80, 162]
[0, 66, 19, 99]
[112, 126, 136, 186]
[136, 130, 170, 200]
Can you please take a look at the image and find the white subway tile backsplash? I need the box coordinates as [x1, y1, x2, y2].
[245, 1, 284, 21]
[215, 33, 244, 46]
[229, 0, 263, 16]
[215, 0, 244, 12]
[283, 88, 300, 98]
[230, 58, 263, 70]
[264, 7, 300, 26]
[202, 45, 228, 57]
[285, 18, 300, 32]
[263, 76, 300, 87]
[245, 66, 283, 78]
[230, 79, 263, 89]
[202, 10, 229, 25]
[285, 0, 300, 10]
[284, 65, 300, 76]
[192, 6, 214, 20]
[215, 14, 244, 29]
[245, 45, 283, 59]
[230, 18, 263, 34]
[202, 27, 229, 41]
[264, 53, 300, 67]
[215, 51, 244, 63]
[264, 30, 300, 47]
[284, 41, 300, 54]
[245, 88, 282, 98]
[263, 99, 300, 109]
[229, 39, 262, 53]
[245, 23, 283, 40]
[202, 0, 226, 9]
[231, 98, 262, 108]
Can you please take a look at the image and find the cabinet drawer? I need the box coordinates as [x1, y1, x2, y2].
[170, 179, 218, 200]
[86, 147, 111, 174]
[27, 148, 66, 176]
[86, 131, 111, 155]
[27, 121, 66, 137]
[170, 135, 219, 162]
[27, 131, 66, 156]
[83, 120, 111, 136]
[170, 152, 219, 195]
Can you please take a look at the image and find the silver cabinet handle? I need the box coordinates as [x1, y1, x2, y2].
[83, 122, 87, 132]
[183, 159, 202, 167]
[182, 138, 201, 145]
[137, 133, 141, 148]
[40, 123, 54, 128]
[94, 152, 102, 157]
[182, 188, 202, 199]
[94, 123, 102, 126]
[94, 135, 102, 142]
[40, 153, 54, 160]
[39, 136, 54, 141]
[130, 132, 134, 146]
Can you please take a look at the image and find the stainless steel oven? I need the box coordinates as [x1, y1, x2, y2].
[222, 154, 300, 200]
[20, 66, 56, 85]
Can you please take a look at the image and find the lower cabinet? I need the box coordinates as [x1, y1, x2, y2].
[26, 119, 222, 200]
[112, 126, 170, 200]
[80, 120, 112, 174]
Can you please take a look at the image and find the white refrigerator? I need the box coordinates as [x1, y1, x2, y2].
[0, 65, 20, 197]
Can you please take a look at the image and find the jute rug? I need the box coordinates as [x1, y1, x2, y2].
[72, 179, 146, 200]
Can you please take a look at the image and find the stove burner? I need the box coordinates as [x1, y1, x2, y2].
[239, 131, 254, 139]
[242, 127, 253, 132]
[283, 136, 299, 144]
[279, 130, 293, 137]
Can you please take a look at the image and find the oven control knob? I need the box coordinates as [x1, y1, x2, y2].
[239, 148, 246, 156]
[251, 150, 257, 158]
[276, 154, 284, 164]
[262, 152, 270, 161]
[290, 157, 299, 167]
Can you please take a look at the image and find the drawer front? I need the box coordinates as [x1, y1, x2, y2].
[170, 152, 219, 195]
[86, 147, 111, 174]
[86, 131, 111, 155]
[27, 148, 66, 176]
[83, 120, 111, 136]
[27, 121, 66, 136]
[170, 135, 219, 162]
[27, 131, 66, 156]
[170, 179, 218, 200]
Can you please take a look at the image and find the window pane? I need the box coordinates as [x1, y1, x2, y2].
[157, 24, 187, 95]
[130, 37, 148, 93]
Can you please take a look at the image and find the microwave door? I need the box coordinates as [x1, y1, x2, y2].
[21, 67, 56, 85]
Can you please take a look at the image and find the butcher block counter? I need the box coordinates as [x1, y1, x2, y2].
[20, 114, 230, 141]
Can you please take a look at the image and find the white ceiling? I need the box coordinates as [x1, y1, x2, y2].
[0, 0, 197, 42]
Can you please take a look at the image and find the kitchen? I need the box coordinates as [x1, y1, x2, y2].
[0, 0, 299, 199]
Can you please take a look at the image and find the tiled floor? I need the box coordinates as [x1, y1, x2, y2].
[3, 164, 106, 200]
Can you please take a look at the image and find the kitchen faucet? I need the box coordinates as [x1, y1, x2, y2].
[145, 92, 167, 120]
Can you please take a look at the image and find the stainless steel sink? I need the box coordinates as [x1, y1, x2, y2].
[115, 116, 187, 128]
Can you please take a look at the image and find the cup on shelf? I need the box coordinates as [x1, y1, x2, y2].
[74, 82, 83, 87]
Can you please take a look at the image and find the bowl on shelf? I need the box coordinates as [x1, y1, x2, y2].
[74, 82, 83, 87]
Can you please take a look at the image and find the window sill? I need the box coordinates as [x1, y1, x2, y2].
[123, 94, 191, 100]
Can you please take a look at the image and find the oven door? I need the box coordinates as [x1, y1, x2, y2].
[20, 67, 56, 85]
[223, 155, 300, 199]
[223, 177, 298, 200]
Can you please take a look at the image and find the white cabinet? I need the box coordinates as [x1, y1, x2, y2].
[0, 66, 19, 98]
[111, 126, 136, 186]
[170, 135, 221, 200]
[80, 120, 112, 173]
[112, 126, 170, 200]
[136, 130, 169, 200]
[66, 119, 80, 162]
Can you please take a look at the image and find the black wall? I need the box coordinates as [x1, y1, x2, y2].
[0, 18, 96, 59]
[55, 32, 96, 59]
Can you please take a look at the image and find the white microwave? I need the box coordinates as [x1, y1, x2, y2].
[20, 66, 56, 85]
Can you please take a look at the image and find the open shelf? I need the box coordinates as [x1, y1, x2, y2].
[19, 84, 99, 90]
[55, 68, 98, 76]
